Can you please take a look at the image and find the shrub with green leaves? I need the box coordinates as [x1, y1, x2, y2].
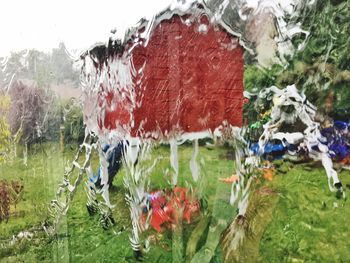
[243, 0, 350, 124]
[0, 95, 11, 162]
[62, 100, 84, 144]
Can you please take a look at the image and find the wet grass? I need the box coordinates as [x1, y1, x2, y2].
[1, 143, 350, 262]
[0, 143, 233, 262]
[259, 161, 350, 262]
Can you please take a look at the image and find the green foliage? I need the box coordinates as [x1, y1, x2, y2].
[0, 43, 79, 89]
[244, 0, 350, 122]
[62, 100, 85, 144]
[0, 95, 11, 162]
[8, 82, 49, 145]
[279, 0, 350, 119]
[50, 42, 79, 85]
[244, 64, 283, 92]
[26, 50, 53, 88]
[41, 97, 62, 142]
[5, 82, 84, 145]
[243, 64, 283, 128]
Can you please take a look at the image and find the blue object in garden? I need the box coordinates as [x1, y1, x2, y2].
[90, 142, 125, 187]
[250, 142, 286, 159]
[321, 121, 350, 161]
[334, 121, 349, 131]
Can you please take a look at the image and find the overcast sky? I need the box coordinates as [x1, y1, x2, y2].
[0, 0, 173, 57]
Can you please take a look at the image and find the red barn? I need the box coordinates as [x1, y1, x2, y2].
[82, 4, 245, 141]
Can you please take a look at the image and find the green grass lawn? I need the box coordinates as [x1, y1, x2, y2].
[1, 143, 350, 262]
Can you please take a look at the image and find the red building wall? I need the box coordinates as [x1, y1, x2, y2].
[100, 14, 244, 139]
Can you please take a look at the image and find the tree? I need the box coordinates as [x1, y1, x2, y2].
[7, 81, 49, 145]
[0, 94, 11, 162]
[243, 0, 350, 123]
[62, 100, 85, 144]
[50, 42, 79, 85]
[26, 49, 53, 88]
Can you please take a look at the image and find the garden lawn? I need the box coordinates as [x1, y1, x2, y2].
[1, 143, 350, 262]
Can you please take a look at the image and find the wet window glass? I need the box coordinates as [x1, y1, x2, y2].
[1, 0, 349, 262]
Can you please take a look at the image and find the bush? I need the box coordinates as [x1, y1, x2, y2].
[8, 81, 49, 145]
[0, 94, 12, 162]
[62, 100, 85, 144]
[0, 180, 24, 223]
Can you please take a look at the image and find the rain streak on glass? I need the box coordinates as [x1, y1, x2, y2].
[1, 0, 349, 262]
